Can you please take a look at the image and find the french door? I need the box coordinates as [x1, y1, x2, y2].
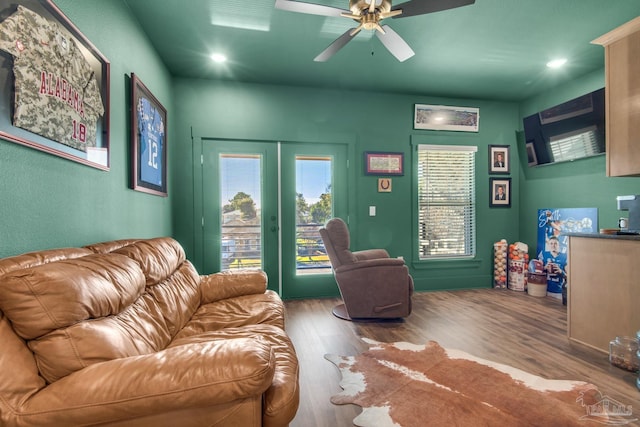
[201, 139, 348, 298]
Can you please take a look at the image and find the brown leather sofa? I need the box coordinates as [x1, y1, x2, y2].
[0, 237, 299, 427]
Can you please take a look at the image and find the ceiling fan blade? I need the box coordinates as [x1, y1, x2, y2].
[274, 0, 348, 18]
[314, 28, 358, 62]
[375, 25, 415, 62]
[391, 0, 475, 18]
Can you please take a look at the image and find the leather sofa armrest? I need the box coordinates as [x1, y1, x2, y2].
[18, 338, 275, 426]
[335, 257, 405, 273]
[200, 270, 268, 303]
[353, 248, 390, 261]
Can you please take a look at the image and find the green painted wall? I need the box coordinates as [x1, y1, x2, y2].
[3, 2, 636, 296]
[517, 69, 640, 253]
[0, 0, 173, 258]
[172, 78, 520, 293]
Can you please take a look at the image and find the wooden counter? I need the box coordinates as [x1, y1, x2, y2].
[566, 233, 640, 353]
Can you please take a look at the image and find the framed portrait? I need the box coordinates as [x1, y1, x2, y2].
[364, 152, 404, 176]
[131, 73, 167, 197]
[0, 0, 110, 170]
[414, 104, 479, 132]
[490, 177, 511, 208]
[489, 145, 510, 174]
[526, 141, 538, 166]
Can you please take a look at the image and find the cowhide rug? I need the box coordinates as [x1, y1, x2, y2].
[325, 339, 635, 427]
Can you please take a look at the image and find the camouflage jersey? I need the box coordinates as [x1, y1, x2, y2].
[0, 5, 104, 151]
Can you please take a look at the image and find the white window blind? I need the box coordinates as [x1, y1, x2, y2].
[417, 144, 477, 259]
[549, 125, 600, 162]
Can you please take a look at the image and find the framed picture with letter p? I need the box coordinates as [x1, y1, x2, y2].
[131, 73, 167, 196]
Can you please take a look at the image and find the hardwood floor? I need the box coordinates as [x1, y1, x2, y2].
[284, 289, 640, 427]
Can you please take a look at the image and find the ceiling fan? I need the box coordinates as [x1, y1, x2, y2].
[275, 0, 475, 62]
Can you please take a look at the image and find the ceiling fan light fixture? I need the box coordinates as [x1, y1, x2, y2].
[210, 53, 227, 63]
[546, 58, 567, 69]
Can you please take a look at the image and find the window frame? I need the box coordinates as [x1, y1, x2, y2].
[412, 142, 478, 264]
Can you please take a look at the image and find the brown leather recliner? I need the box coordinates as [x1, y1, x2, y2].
[0, 237, 299, 427]
[319, 218, 414, 320]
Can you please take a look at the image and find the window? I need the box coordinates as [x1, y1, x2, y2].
[417, 144, 477, 259]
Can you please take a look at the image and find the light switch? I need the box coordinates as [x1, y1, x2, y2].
[369, 206, 376, 216]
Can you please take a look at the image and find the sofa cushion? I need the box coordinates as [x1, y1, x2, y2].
[111, 238, 202, 338]
[200, 270, 268, 303]
[19, 337, 276, 427]
[0, 243, 204, 384]
[112, 237, 187, 287]
[0, 247, 93, 278]
[83, 239, 141, 254]
[86, 237, 187, 289]
[84, 239, 140, 254]
[0, 253, 147, 382]
[0, 253, 146, 340]
[168, 324, 299, 427]
[142, 260, 202, 339]
[173, 291, 285, 340]
[29, 260, 202, 383]
[0, 311, 45, 411]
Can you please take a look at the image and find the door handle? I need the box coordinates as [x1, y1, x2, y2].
[271, 226, 278, 232]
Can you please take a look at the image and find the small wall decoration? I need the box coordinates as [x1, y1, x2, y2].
[365, 152, 404, 176]
[131, 73, 167, 197]
[414, 104, 479, 132]
[526, 142, 538, 166]
[489, 144, 510, 174]
[0, 0, 110, 170]
[490, 177, 511, 208]
[378, 178, 392, 192]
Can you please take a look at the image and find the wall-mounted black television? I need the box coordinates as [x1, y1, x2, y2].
[523, 88, 605, 167]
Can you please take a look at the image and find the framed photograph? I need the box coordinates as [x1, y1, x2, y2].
[490, 177, 511, 208]
[414, 104, 479, 132]
[131, 74, 167, 196]
[364, 152, 404, 176]
[526, 141, 538, 166]
[0, 0, 110, 170]
[489, 145, 510, 174]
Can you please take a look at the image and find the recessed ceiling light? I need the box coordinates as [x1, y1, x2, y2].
[546, 58, 567, 69]
[210, 53, 227, 63]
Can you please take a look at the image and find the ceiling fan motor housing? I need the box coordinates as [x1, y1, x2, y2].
[348, 0, 394, 30]
[349, 0, 392, 16]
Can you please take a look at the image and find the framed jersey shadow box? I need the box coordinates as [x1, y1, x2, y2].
[130, 73, 167, 197]
[0, 0, 110, 170]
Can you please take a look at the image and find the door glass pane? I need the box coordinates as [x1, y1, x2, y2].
[220, 154, 262, 271]
[295, 156, 332, 274]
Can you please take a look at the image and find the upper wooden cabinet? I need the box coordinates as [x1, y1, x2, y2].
[592, 17, 640, 177]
